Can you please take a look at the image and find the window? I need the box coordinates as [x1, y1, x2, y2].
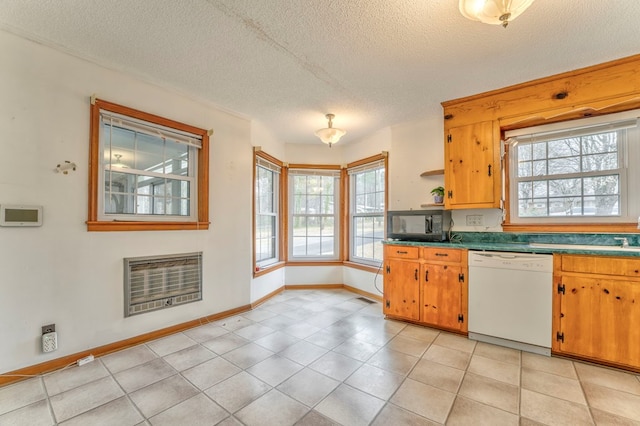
[348, 156, 386, 266]
[88, 99, 209, 231]
[289, 168, 341, 260]
[506, 110, 640, 225]
[254, 152, 282, 268]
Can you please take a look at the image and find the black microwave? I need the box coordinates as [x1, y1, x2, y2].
[386, 210, 451, 242]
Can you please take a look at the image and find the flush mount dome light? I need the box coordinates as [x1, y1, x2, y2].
[459, 0, 535, 28]
[112, 154, 128, 168]
[315, 113, 346, 147]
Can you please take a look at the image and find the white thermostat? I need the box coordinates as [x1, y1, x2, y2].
[0, 204, 43, 227]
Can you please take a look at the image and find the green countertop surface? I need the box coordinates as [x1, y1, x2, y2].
[382, 240, 640, 257]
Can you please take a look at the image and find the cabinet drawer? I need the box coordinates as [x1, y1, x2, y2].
[561, 255, 640, 277]
[422, 247, 463, 263]
[384, 245, 419, 259]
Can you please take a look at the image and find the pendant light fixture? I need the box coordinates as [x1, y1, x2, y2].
[315, 113, 346, 147]
[459, 0, 535, 28]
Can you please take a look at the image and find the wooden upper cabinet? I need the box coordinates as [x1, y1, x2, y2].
[444, 121, 500, 209]
[441, 54, 640, 130]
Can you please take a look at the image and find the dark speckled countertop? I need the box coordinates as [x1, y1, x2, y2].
[383, 232, 640, 257]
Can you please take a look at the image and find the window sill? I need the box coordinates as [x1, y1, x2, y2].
[343, 261, 382, 274]
[254, 261, 285, 277]
[503, 222, 640, 233]
[87, 221, 210, 232]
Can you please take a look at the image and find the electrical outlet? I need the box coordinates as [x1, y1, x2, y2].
[466, 215, 484, 226]
[41, 324, 56, 334]
[42, 332, 58, 353]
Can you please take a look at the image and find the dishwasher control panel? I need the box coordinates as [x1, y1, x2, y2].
[468, 251, 553, 272]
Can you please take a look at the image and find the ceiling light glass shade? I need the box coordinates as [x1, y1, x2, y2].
[459, 0, 535, 27]
[315, 114, 346, 147]
[111, 154, 129, 169]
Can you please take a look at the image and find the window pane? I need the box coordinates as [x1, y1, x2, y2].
[350, 162, 385, 265]
[321, 217, 334, 236]
[511, 119, 628, 221]
[548, 157, 580, 175]
[582, 153, 618, 172]
[108, 126, 136, 151]
[135, 133, 165, 171]
[548, 138, 580, 158]
[518, 161, 532, 178]
[532, 142, 546, 160]
[289, 171, 339, 259]
[292, 216, 307, 236]
[165, 139, 189, 176]
[97, 105, 201, 224]
[548, 178, 581, 197]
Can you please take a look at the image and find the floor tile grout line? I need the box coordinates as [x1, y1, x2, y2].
[105, 356, 152, 425]
[12, 289, 640, 425]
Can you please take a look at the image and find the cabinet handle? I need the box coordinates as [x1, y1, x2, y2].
[435, 253, 448, 257]
[414, 269, 418, 281]
[488, 164, 492, 176]
[425, 270, 429, 282]
[397, 250, 408, 254]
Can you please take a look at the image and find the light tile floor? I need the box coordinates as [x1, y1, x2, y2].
[1, 289, 640, 425]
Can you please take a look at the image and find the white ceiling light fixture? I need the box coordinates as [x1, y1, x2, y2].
[315, 114, 346, 147]
[459, 0, 535, 28]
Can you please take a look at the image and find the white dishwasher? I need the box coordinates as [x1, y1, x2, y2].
[468, 251, 553, 356]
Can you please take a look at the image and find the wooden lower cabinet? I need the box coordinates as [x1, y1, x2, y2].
[384, 258, 420, 321]
[384, 245, 468, 333]
[553, 254, 640, 370]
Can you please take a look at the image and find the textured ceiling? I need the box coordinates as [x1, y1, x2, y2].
[1, 1, 639, 144]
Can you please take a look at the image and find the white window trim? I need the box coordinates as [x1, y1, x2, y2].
[505, 110, 640, 224]
[288, 168, 341, 261]
[255, 157, 280, 268]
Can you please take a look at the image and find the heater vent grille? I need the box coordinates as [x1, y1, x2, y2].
[124, 252, 202, 317]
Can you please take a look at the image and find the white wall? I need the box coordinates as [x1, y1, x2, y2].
[389, 114, 445, 210]
[285, 143, 343, 165]
[0, 30, 254, 372]
[285, 266, 343, 286]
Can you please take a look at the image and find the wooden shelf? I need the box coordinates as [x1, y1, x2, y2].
[420, 203, 444, 208]
[420, 169, 444, 177]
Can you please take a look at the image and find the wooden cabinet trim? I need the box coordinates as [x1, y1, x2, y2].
[442, 53, 640, 129]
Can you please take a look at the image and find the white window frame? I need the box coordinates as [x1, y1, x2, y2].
[288, 168, 341, 261]
[506, 110, 640, 224]
[255, 156, 280, 268]
[98, 110, 201, 222]
[349, 159, 386, 266]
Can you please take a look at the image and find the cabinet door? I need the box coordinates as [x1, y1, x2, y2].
[444, 121, 499, 209]
[383, 259, 420, 321]
[421, 264, 464, 331]
[557, 275, 640, 368]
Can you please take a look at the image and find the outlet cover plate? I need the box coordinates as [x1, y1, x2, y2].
[42, 324, 56, 335]
[466, 215, 484, 226]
